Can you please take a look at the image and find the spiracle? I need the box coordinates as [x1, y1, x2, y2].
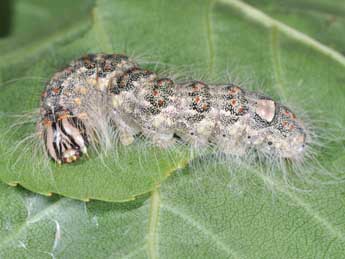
[38, 53, 307, 164]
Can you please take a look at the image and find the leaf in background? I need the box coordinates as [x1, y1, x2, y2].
[1, 161, 345, 258]
[0, 0, 345, 257]
[0, 0, 94, 68]
[243, 0, 345, 53]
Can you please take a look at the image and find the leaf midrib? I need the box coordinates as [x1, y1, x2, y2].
[218, 0, 345, 67]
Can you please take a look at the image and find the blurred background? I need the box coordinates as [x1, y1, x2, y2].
[0, 0, 12, 38]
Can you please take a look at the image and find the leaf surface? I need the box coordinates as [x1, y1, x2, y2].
[1, 163, 345, 258]
[0, 0, 345, 256]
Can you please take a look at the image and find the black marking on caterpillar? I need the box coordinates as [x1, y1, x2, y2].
[38, 53, 308, 164]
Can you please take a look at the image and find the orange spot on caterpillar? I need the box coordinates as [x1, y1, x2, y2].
[192, 86, 200, 91]
[231, 99, 237, 106]
[43, 118, 52, 126]
[77, 112, 88, 119]
[158, 99, 165, 107]
[229, 87, 240, 94]
[52, 87, 60, 94]
[157, 78, 173, 87]
[41, 91, 47, 99]
[57, 113, 70, 121]
[64, 67, 73, 74]
[192, 82, 205, 91]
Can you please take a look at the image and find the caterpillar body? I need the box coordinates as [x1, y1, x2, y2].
[39, 53, 307, 164]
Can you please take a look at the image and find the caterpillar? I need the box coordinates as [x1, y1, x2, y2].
[38, 53, 307, 164]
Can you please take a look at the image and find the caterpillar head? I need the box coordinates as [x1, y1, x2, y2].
[254, 100, 307, 160]
[42, 116, 87, 164]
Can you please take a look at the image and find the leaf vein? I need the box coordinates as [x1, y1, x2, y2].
[206, 0, 216, 75]
[218, 0, 345, 67]
[147, 190, 160, 259]
[92, 0, 114, 53]
[162, 203, 240, 258]
[270, 26, 286, 99]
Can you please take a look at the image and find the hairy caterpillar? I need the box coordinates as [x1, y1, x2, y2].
[39, 53, 307, 164]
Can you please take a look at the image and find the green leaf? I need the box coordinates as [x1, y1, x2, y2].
[0, 0, 94, 71]
[0, 0, 190, 202]
[1, 0, 345, 256]
[1, 162, 345, 258]
[243, 0, 345, 53]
